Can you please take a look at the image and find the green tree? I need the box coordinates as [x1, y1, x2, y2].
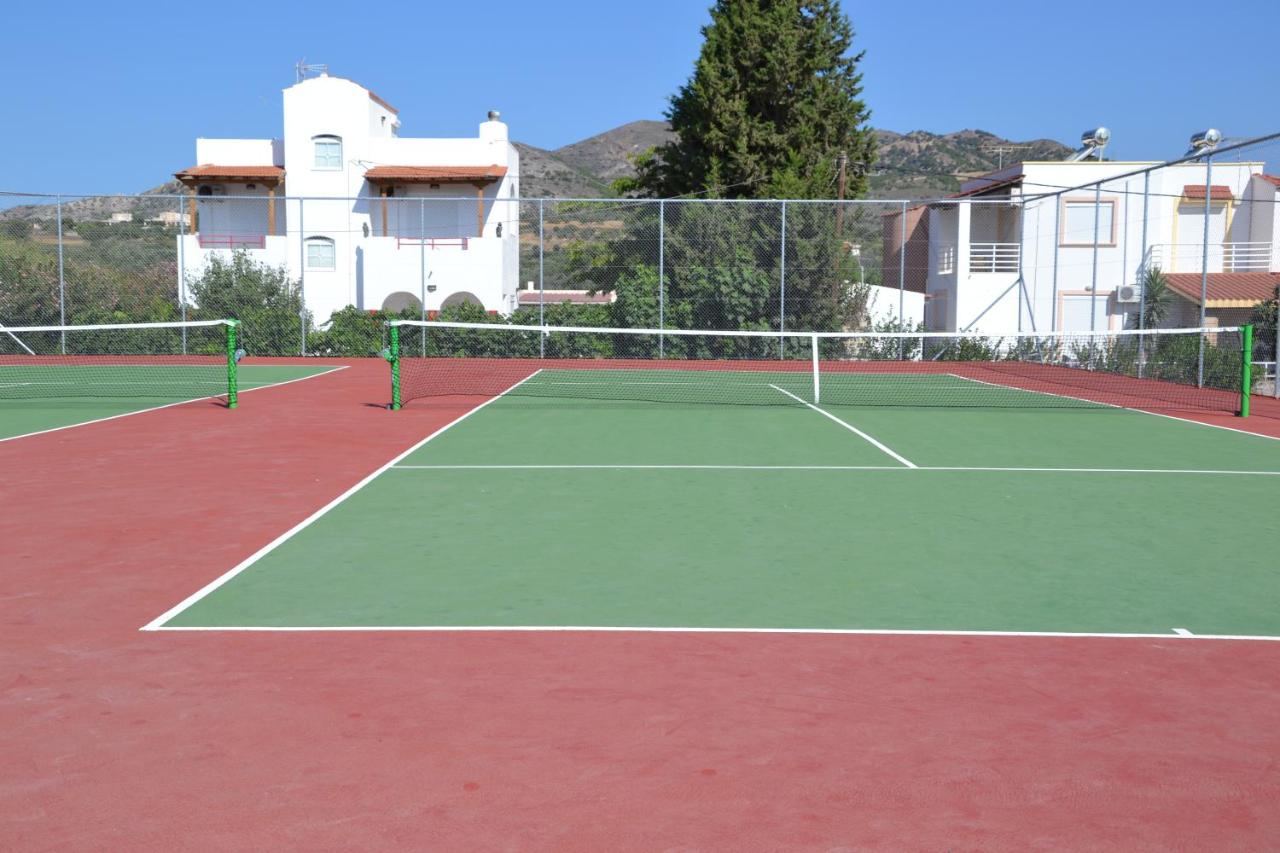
[1126, 266, 1174, 330]
[1250, 285, 1277, 361]
[187, 251, 309, 355]
[624, 0, 875, 200]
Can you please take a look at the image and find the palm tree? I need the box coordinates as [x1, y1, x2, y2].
[1127, 265, 1173, 329]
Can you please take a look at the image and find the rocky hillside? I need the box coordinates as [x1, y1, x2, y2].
[1, 124, 1071, 218]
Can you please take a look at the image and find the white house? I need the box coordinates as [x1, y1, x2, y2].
[174, 71, 521, 323]
[890, 154, 1280, 333]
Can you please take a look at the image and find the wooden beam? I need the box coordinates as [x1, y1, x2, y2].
[475, 183, 484, 238]
[266, 187, 276, 237]
[380, 187, 389, 237]
[187, 192, 197, 232]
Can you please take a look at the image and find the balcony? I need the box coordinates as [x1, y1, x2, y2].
[197, 233, 268, 250]
[969, 242, 1020, 274]
[1146, 242, 1274, 273]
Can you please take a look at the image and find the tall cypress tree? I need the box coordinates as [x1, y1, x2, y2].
[630, 0, 875, 200]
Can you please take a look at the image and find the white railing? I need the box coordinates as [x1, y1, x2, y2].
[936, 243, 956, 275]
[969, 242, 1020, 273]
[1146, 242, 1273, 273]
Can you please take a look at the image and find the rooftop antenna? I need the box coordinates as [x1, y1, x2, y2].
[295, 59, 329, 83]
[1066, 127, 1111, 162]
[1185, 128, 1222, 158]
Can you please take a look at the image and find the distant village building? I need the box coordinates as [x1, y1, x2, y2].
[148, 211, 184, 227]
[108, 212, 134, 223]
[175, 71, 520, 323]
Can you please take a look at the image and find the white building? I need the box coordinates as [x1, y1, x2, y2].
[175, 72, 520, 323]
[889, 156, 1280, 333]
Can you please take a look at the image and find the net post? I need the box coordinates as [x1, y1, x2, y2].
[811, 333, 820, 404]
[389, 324, 402, 411]
[225, 320, 239, 409]
[1240, 324, 1253, 418]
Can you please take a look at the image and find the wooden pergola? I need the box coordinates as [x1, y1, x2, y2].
[363, 165, 509, 238]
[173, 165, 286, 233]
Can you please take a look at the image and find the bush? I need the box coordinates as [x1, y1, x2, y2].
[187, 251, 310, 356]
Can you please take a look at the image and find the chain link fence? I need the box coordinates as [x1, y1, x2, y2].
[2, 132, 1276, 391]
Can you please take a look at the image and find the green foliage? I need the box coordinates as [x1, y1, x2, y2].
[0, 235, 62, 327]
[625, 0, 875, 201]
[187, 251, 310, 356]
[309, 306, 418, 357]
[0, 219, 33, 240]
[1126, 266, 1174, 330]
[1250, 285, 1277, 361]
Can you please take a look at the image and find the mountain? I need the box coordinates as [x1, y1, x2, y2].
[0, 124, 1071, 219]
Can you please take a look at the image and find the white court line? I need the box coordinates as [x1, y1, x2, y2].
[0, 366, 349, 445]
[140, 368, 545, 631]
[147, 624, 1280, 642]
[387, 464, 1280, 476]
[769, 384, 916, 468]
[947, 372, 1280, 443]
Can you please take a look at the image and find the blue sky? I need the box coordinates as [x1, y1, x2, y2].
[3, 0, 1278, 200]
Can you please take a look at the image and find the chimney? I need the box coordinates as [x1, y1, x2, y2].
[480, 110, 508, 144]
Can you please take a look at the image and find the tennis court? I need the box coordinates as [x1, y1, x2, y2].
[149, 328, 1280, 637]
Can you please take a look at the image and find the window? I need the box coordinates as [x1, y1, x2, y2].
[305, 237, 335, 270]
[1060, 198, 1116, 247]
[313, 135, 342, 170]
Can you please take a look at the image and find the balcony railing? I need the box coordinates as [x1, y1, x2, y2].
[969, 242, 1020, 273]
[394, 236, 470, 250]
[1146, 242, 1273, 273]
[197, 234, 267, 249]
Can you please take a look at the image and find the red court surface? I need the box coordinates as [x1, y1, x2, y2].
[3, 359, 1280, 849]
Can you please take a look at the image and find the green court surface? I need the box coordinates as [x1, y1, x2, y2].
[158, 369, 1280, 636]
[0, 364, 337, 440]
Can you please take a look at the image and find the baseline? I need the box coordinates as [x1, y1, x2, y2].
[387, 464, 1280, 476]
[146, 624, 1280, 642]
[140, 368, 544, 631]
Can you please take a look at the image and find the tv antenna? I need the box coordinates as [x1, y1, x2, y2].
[295, 59, 328, 83]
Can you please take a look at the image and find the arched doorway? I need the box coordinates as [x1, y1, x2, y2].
[441, 291, 482, 309]
[381, 291, 423, 314]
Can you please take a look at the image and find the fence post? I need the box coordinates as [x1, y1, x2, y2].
[658, 199, 665, 357]
[176, 196, 188, 354]
[1137, 171, 1150, 377]
[779, 200, 787, 359]
[298, 198, 307, 356]
[538, 198, 545, 358]
[1197, 152, 1213, 387]
[1050, 194, 1061, 331]
[420, 198, 427, 356]
[56, 195, 66, 354]
[1089, 182, 1101, 332]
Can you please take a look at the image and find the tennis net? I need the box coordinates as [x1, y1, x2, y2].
[0, 320, 243, 406]
[385, 320, 1255, 416]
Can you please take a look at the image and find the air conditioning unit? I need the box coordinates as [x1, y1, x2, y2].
[1115, 284, 1141, 303]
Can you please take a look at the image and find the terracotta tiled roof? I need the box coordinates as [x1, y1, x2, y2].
[1258, 174, 1280, 188]
[364, 165, 507, 184]
[175, 165, 284, 182]
[368, 90, 398, 114]
[517, 290, 615, 306]
[1165, 272, 1279, 307]
[1181, 184, 1234, 201]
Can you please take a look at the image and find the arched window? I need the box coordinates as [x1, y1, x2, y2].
[305, 236, 336, 270]
[313, 135, 342, 170]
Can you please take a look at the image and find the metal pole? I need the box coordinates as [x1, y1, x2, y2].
[1197, 153, 1212, 387]
[538, 199, 545, 358]
[898, 201, 907, 358]
[299, 198, 307, 356]
[779, 200, 787, 359]
[1089, 182, 1101, 332]
[420, 198, 426, 357]
[56, 195, 66, 353]
[1016, 201, 1025, 332]
[658, 199, 665, 357]
[177, 197, 187, 354]
[1138, 171, 1150, 377]
[1050, 195, 1061, 331]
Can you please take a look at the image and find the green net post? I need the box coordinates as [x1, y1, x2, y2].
[1240, 324, 1253, 418]
[226, 320, 239, 410]
[389, 324, 401, 411]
